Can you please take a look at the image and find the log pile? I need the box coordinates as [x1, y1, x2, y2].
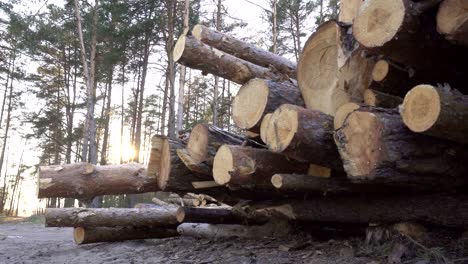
[38, 0, 468, 245]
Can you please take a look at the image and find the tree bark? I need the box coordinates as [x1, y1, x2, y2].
[353, 0, 468, 91]
[192, 24, 297, 78]
[298, 21, 374, 116]
[176, 207, 270, 225]
[363, 89, 403, 108]
[185, 124, 264, 167]
[232, 78, 304, 133]
[256, 194, 468, 228]
[212, 145, 310, 186]
[263, 104, 343, 170]
[334, 107, 468, 190]
[73, 226, 177, 245]
[177, 0, 191, 133]
[437, 0, 468, 47]
[400, 84, 468, 144]
[174, 35, 286, 85]
[38, 163, 159, 201]
[46, 207, 179, 227]
[177, 221, 291, 239]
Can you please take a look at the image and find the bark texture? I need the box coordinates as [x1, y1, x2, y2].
[73, 226, 177, 245]
[233, 78, 305, 133]
[176, 207, 270, 225]
[46, 207, 179, 227]
[174, 35, 285, 84]
[38, 163, 157, 201]
[363, 89, 403, 108]
[192, 24, 297, 78]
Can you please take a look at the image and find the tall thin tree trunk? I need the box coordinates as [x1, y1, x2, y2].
[0, 145, 9, 213]
[0, 62, 15, 186]
[213, 0, 222, 126]
[167, 0, 177, 139]
[120, 62, 125, 164]
[101, 67, 113, 165]
[177, 0, 190, 133]
[8, 145, 24, 215]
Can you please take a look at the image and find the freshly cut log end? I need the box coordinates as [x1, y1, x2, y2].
[263, 104, 299, 153]
[155, 137, 172, 190]
[232, 79, 304, 133]
[353, 0, 407, 48]
[372, 59, 390, 82]
[437, 0, 468, 46]
[260, 113, 273, 144]
[298, 21, 350, 116]
[191, 24, 205, 40]
[176, 207, 185, 223]
[232, 79, 270, 131]
[186, 124, 210, 164]
[271, 174, 285, 189]
[333, 102, 360, 129]
[73, 227, 177, 245]
[401, 84, 468, 144]
[212, 145, 235, 185]
[401, 85, 441, 133]
[339, 0, 363, 24]
[363, 89, 403, 108]
[173, 34, 187, 62]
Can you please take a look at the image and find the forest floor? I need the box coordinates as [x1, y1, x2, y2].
[0, 216, 467, 264]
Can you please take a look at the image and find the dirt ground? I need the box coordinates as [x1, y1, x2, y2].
[0, 217, 466, 264]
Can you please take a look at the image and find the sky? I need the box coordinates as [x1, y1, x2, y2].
[5, 0, 318, 216]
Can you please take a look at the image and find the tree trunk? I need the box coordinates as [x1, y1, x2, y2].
[212, 145, 310, 186]
[173, 35, 286, 85]
[177, 221, 291, 239]
[437, 0, 468, 47]
[263, 104, 343, 170]
[400, 84, 468, 144]
[100, 67, 113, 165]
[176, 207, 270, 225]
[177, 0, 190, 133]
[232, 78, 304, 133]
[166, 0, 177, 139]
[46, 207, 179, 227]
[338, 0, 363, 24]
[297, 21, 374, 116]
[334, 107, 468, 190]
[353, 0, 468, 91]
[38, 163, 159, 201]
[256, 194, 468, 228]
[192, 24, 297, 78]
[73, 226, 177, 245]
[185, 124, 264, 167]
[363, 89, 403, 108]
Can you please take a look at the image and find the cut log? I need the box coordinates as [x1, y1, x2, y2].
[177, 220, 291, 239]
[338, 0, 363, 24]
[369, 59, 420, 97]
[45, 207, 179, 228]
[232, 78, 305, 133]
[192, 24, 297, 78]
[148, 135, 207, 192]
[73, 226, 178, 245]
[259, 113, 273, 144]
[363, 89, 403, 108]
[400, 84, 468, 144]
[255, 194, 468, 228]
[176, 207, 270, 225]
[334, 107, 468, 189]
[262, 104, 343, 170]
[271, 174, 385, 193]
[134, 203, 160, 209]
[353, 0, 468, 90]
[298, 21, 374, 115]
[186, 124, 263, 168]
[176, 148, 212, 176]
[174, 34, 285, 84]
[333, 102, 361, 129]
[437, 0, 468, 47]
[37, 163, 157, 201]
[212, 145, 309, 186]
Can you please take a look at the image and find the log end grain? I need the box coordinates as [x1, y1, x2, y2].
[353, 0, 406, 48]
[270, 174, 284, 189]
[73, 227, 86, 245]
[262, 104, 298, 153]
[150, 136, 172, 190]
[212, 145, 236, 185]
[260, 113, 273, 144]
[400, 84, 441, 133]
[173, 34, 186, 62]
[176, 207, 185, 223]
[232, 78, 270, 130]
[372, 59, 390, 82]
[298, 21, 349, 116]
[191, 24, 205, 40]
[436, 0, 468, 36]
[186, 124, 210, 164]
[334, 111, 384, 178]
[334, 102, 360, 130]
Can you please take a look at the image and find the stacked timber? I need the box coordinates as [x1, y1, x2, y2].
[39, 0, 468, 244]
